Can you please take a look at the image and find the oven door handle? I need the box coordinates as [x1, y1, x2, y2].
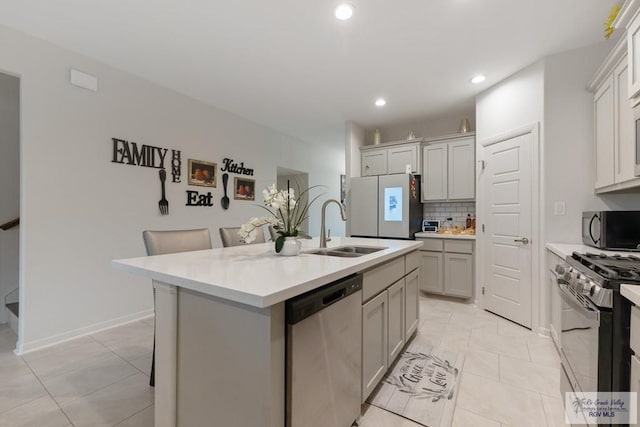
[557, 282, 600, 324]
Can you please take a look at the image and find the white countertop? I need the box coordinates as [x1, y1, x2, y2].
[546, 242, 633, 259]
[415, 232, 476, 240]
[112, 237, 422, 308]
[621, 285, 640, 306]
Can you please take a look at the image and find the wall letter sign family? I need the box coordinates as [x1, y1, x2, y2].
[111, 138, 182, 183]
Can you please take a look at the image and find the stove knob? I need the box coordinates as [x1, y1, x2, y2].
[579, 280, 593, 295]
[555, 265, 566, 275]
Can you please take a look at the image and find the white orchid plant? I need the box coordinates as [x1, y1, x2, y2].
[238, 183, 323, 253]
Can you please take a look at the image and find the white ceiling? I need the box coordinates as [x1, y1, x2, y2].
[0, 0, 619, 144]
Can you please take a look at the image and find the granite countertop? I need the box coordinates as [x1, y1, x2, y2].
[415, 232, 476, 240]
[112, 237, 422, 308]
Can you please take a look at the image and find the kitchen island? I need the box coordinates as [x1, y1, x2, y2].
[112, 236, 422, 427]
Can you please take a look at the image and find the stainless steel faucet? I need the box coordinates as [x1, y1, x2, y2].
[320, 199, 347, 248]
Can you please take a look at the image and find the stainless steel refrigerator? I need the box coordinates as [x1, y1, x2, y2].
[350, 175, 422, 239]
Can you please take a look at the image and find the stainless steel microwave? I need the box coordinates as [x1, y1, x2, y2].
[582, 211, 640, 251]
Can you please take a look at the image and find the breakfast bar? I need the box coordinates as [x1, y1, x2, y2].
[112, 237, 422, 427]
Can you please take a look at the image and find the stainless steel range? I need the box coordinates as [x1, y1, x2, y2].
[555, 252, 640, 425]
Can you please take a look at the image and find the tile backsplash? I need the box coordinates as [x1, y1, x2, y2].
[423, 201, 476, 227]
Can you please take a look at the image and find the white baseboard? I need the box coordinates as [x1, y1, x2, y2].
[537, 327, 551, 338]
[16, 309, 154, 355]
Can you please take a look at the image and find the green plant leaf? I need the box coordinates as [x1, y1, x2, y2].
[275, 235, 285, 253]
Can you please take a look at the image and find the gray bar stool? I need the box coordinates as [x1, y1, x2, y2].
[142, 228, 212, 386]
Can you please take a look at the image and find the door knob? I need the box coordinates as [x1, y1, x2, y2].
[514, 237, 529, 244]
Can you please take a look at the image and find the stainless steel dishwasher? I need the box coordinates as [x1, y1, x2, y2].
[285, 273, 363, 427]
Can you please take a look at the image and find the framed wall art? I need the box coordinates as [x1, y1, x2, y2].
[188, 159, 217, 188]
[234, 177, 255, 201]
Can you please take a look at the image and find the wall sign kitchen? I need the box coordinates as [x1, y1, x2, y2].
[220, 158, 254, 176]
[111, 138, 182, 183]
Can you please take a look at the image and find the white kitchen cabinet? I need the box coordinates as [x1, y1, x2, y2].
[549, 269, 561, 350]
[594, 74, 616, 189]
[361, 142, 421, 176]
[419, 238, 474, 299]
[448, 138, 475, 199]
[443, 253, 473, 298]
[588, 36, 640, 193]
[388, 144, 419, 174]
[362, 149, 388, 176]
[422, 134, 475, 201]
[420, 251, 443, 293]
[631, 355, 640, 418]
[361, 251, 421, 402]
[387, 279, 405, 363]
[614, 59, 636, 183]
[422, 143, 447, 200]
[362, 290, 388, 402]
[628, 8, 640, 99]
[404, 269, 419, 339]
[547, 250, 561, 351]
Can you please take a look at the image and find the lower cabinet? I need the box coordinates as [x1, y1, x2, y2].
[361, 253, 420, 402]
[362, 291, 388, 402]
[387, 280, 405, 362]
[443, 253, 473, 298]
[420, 251, 443, 293]
[405, 269, 419, 338]
[418, 238, 474, 298]
[631, 355, 640, 416]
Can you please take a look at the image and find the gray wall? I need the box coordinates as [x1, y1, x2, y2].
[365, 107, 476, 145]
[0, 72, 19, 325]
[544, 42, 640, 243]
[0, 24, 345, 352]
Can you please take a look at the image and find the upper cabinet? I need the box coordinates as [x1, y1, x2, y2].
[587, 34, 640, 193]
[362, 148, 388, 176]
[422, 134, 475, 201]
[361, 141, 421, 176]
[628, 7, 640, 99]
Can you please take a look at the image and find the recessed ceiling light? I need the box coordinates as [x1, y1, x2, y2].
[470, 75, 486, 84]
[335, 4, 354, 20]
[375, 98, 386, 107]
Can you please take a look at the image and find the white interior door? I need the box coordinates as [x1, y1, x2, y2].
[483, 132, 532, 329]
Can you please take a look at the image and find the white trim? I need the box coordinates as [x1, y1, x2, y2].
[538, 327, 551, 338]
[478, 123, 538, 147]
[16, 309, 154, 354]
[154, 280, 178, 427]
[476, 122, 541, 334]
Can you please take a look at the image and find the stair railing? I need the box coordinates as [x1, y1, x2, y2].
[0, 217, 19, 231]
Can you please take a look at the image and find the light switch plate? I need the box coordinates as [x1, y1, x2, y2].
[554, 201, 566, 216]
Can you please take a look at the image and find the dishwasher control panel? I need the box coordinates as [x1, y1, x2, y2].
[285, 273, 362, 325]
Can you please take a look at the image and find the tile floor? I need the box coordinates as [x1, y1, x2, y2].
[0, 294, 565, 426]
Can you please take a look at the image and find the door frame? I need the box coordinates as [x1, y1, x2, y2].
[0, 67, 23, 352]
[476, 122, 543, 334]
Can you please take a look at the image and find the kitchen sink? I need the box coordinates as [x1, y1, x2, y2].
[306, 245, 387, 258]
[331, 246, 386, 254]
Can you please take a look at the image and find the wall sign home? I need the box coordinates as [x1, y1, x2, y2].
[220, 157, 254, 176]
[111, 138, 182, 182]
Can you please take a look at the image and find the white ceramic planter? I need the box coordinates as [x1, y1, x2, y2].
[278, 236, 301, 256]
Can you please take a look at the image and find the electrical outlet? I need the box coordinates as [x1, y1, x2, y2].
[553, 201, 566, 216]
